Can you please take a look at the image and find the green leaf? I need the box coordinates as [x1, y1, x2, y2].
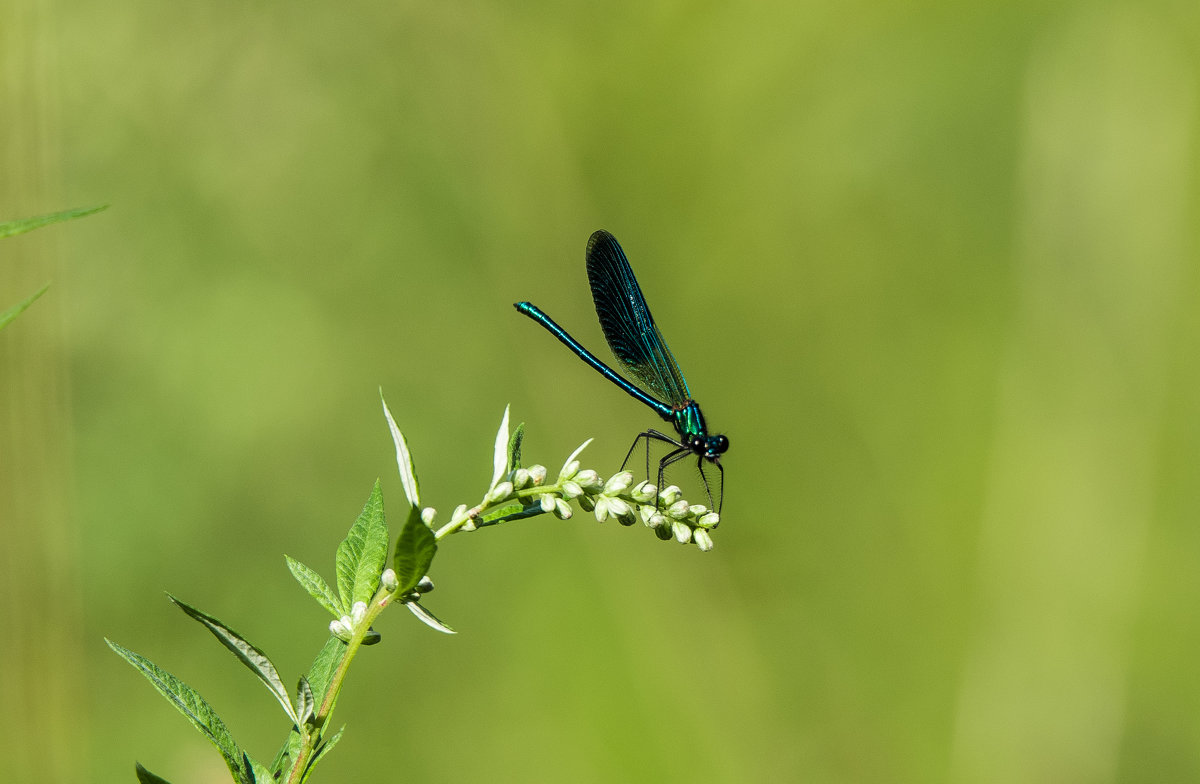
[335, 480, 389, 608]
[392, 505, 436, 595]
[405, 600, 456, 634]
[304, 636, 346, 709]
[381, 391, 420, 506]
[507, 422, 525, 473]
[490, 405, 510, 488]
[268, 729, 303, 779]
[134, 762, 173, 784]
[168, 595, 297, 725]
[286, 555, 343, 618]
[106, 638, 253, 784]
[477, 502, 543, 528]
[296, 677, 315, 726]
[0, 204, 107, 239]
[249, 759, 276, 784]
[0, 283, 50, 331]
[303, 725, 345, 782]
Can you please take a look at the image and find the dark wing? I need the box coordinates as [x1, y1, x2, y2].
[585, 230, 692, 405]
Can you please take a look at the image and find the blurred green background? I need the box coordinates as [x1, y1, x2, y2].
[3, 0, 1199, 781]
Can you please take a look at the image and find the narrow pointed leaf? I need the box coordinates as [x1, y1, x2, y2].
[304, 636, 346, 710]
[0, 204, 107, 239]
[0, 283, 50, 331]
[335, 480, 389, 608]
[303, 725, 345, 782]
[392, 506, 436, 595]
[477, 502, 543, 527]
[561, 438, 593, 477]
[381, 392, 420, 506]
[135, 762, 173, 784]
[250, 759, 276, 784]
[269, 729, 303, 779]
[106, 639, 252, 784]
[286, 555, 343, 617]
[168, 595, 297, 725]
[491, 405, 510, 488]
[405, 600, 456, 634]
[507, 421, 525, 473]
[296, 677, 315, 726]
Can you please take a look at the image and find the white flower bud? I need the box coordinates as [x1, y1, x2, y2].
[672, 521, 692, 543]
[693, 529, 714, 552]
[381, 569, 399, 591]
[561, 480, 583, 499]
[574, 469, 600, 489]
[528, 464, 548, 485]
[553, 498, 572, 519]
[603, 471, 634, 495]
[421, 507, 436, 525]
[487, 481, 514, 503]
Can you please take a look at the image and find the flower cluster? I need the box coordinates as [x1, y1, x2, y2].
[477, 446, 721, 551]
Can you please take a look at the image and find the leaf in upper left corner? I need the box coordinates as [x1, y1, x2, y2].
[335, 480, 389, 608]
[0, 283, 50, 331]
[0, 204, 108, 240]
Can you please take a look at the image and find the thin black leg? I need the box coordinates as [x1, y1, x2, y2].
[696, 456, 724, 514]
[655, 447, 694, 509]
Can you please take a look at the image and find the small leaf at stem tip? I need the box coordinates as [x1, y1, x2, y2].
[491, 405, 511, 489]
[560, 438, 593, 479]
[405, 600, 456, 634]
[507, 421, 525, 473]
[381, 392, 420, 507]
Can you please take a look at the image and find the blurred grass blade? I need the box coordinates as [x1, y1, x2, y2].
[0, 204, 107, 239]
[490, 405, 510, 488]
[380, 392, 420, 507]
[392, 506, 436, 595]
[135, 762, 173, 784]
[106, 638, 253, 784]
[405, 600, 456, 634]
[168, 595, 298, 725]
[0, 283, 50, 331]
[286, 555, 343, 617]
[335, 480, 389, 608]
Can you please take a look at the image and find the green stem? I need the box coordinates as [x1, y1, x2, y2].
[433, 483, 564, 540]
[284, 600, 382, 784]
